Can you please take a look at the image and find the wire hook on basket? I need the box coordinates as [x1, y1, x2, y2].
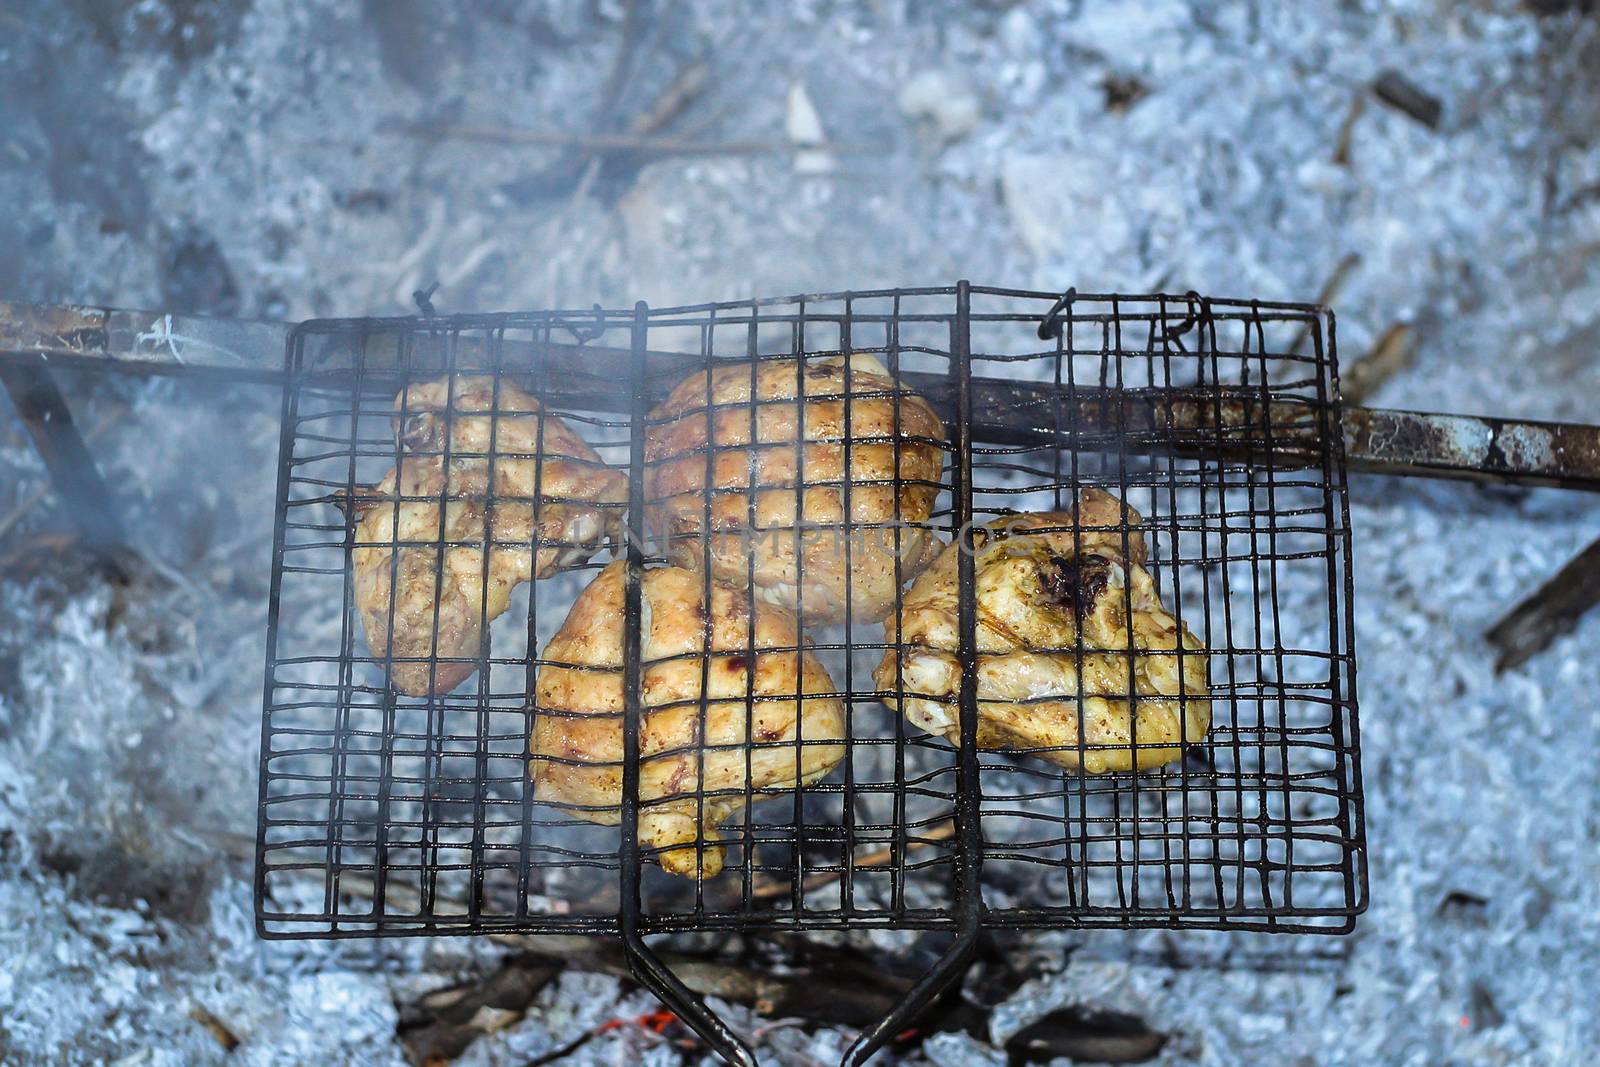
[412, 281, 440, 317]
[1153, 290, 1214, 346]
[563, 303, 608, 345]
[1036, 287, 1077, 340]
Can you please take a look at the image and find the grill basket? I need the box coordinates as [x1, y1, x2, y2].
[255, 284, 1365, 1063]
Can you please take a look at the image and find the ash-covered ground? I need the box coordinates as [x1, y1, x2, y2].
[2, 1, 1599, 1064]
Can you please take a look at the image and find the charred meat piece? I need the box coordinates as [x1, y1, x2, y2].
[532, 562, 847, 878]
[645, 354, 946, 624]
[875, 491, 1210, 773]
[349, 377, 626, 696]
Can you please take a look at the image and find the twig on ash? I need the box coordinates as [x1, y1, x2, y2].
[188, 1005, 241, 1052]
[1332, 94, 1366, 167]
[592, 0, 644, 128]
[1287, 252, 1361, 354]
[630, 58, 710, 138]
[1340, 322, 1414, 405]
[398, 123, 864, 157]
[1487, 534, 1600, 672]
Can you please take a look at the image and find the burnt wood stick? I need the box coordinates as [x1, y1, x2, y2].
[1486, 534, 1600, 672]
[1371, 70, 1444, 130]
[397, 955, 563, 1065]
[1340, 322, 1414, 405]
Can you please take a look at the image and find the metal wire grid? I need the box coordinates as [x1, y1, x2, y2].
[255, 285, 1365, 950]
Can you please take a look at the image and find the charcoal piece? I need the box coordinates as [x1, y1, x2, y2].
[1468, 982, 1505, 1031]
[1004, 1005, 1168, 1065]
[1436, 889, 1490, 923]
[1371, 71, 1443, 130]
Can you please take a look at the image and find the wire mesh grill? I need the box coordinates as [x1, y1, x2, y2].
[256, 285, 1365, 945]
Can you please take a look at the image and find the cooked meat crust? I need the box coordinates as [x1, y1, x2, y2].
[351, 377, 626, 696]
[645, 354, 946, 624]
[532, 562, 847, 878]
[875, 491, 1210, 773]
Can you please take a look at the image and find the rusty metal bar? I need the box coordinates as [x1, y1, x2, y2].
[1340, 407, 1600, 493]
[5, 300, 1600, 493]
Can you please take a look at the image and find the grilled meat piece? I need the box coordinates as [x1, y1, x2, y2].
[350, 377, 626, 696]
[532, 562, 847, 878]
[645, 354, 946, 625]
[875, 491, 1210, 773]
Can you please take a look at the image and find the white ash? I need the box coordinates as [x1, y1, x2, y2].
[922, 1031, 1007, 1067]
[2, 0, 1600, 1065]
[897, 71, 983, 144]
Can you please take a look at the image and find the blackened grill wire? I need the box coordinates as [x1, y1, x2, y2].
[253, 325, 300, 935]
[887, 292, 909, 915]
[514, 322, 545, 922]
[620, 303, 650, 940]
[1113, 296, 1142, 913]
[840, 298, 856, 912]
[1060, 296, 1084, 910]
[695, 308, 713, 896]
[1317, 311, 1367, 915]
[742, 304, 761, 911]
[1153, 296, 1193, 911]
[467, 335, 505, 923]
[791, 299, 808, 913]
[323, 325, 365, 921]
[256, 288, 1365, 943]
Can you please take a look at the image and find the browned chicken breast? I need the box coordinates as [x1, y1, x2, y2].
[532, 562, 847, 878]
[875, 491, 1210, 773]
[350, 377, 627, 696]
[645, 354, 946, 625]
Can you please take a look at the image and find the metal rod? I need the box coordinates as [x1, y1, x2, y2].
[1318, 309, 1369, 923]
[253, 326, 304, 935]
[618, 300, 650, 954]
[7, 299, 1598, 492]
[1338, 406, 1600, 493]
[1, 300, 288, 382]
[0, 352, 127, 563]
[949, 279, 986, 917]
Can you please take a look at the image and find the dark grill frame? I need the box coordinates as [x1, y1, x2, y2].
[255, 283, 1365, 1064]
